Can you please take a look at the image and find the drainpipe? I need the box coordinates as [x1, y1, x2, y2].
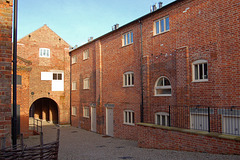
[69, 52, 72, 125]
[12, 0, 18, 146]
[139, 19, 144, 123]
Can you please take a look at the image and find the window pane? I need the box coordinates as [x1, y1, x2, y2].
[166, 17, 169, 31]
[164, 78, 170, 86]
[167, 116, 169, 126]
[199, 64, 203, 79]
[128, 74, 131, 85]
[157, 115, 160, 125]
[161, 19, 164, 32]
[128, 112, 131, 123]
[132, 112, 134, 123]
[162, 115, 166, 126]
[53, 73, 57, 80]
[155, 21, 159, 34]
[125, 112, 127, 123]
[131, 32, 133, 43]
[195, 65, 198, 80]
[132, 74, 134, 85]
[58, 74, 62, 80]
[157, 78, 164, 86]
[204, 63, 208, 79]
[127, 33, 130, 44]
[124, 34, 127, 45]
[156, 89, 171, 95]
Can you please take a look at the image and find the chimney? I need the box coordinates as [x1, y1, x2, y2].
[158, 2, 163, 8]
[88, 37, 93, 42]
[112, 24, 119, 31]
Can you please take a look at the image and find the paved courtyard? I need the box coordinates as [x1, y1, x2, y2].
[23, 124, 240, 160]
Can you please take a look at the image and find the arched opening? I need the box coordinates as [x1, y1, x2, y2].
[29, 98, 59, 124]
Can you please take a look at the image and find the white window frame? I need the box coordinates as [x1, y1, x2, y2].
[123, 110, 135, 125]
[83, 107, 90, 118]
[222, 115, 240, 136]
[72, 81, 77, 90]
[83, 49, 89, 60]
[154, 76, 172, 96]
[39, 48, 50, 58]
[83, 78, 90, 89]
[72, 106, 77, 116]
[123, 72, 134, 87]
[52, 73, 62, 80]
[155, 112, 169, 126]
[192, 60, 208, 82]
[154, 16, 170, 35]
[72, 55, 77, 64]
[122, 31, 133, 46]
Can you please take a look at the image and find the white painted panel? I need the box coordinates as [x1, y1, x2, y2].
[190, 114, 208, 131]
[223, 116, 240, 136]
[41, 72, 52, 80]
[52, 80, 64, 91]
[91, 107, 96, 132]
[106, 108, 113, 136]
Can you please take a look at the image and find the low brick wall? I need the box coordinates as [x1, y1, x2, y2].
[137, 123, 240, 155]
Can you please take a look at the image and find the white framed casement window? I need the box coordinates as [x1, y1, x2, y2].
[123, 110, 135, 125]
[72, 106, 77, 116]
[53, 73, 62, 80]
[52, 72, 64, 91]
[122, 31, 133, 46]
[39, 48, 50, 58]
[83, 107, 89, 118]
[83, 49, 89, 60]
[72, 55, 77, 64]
[72, 81, 77, 90]
[123, 72, 134, 87]
[83, 78, 90, 89]
[192, 60, 208, 82]
[155, 112, 169, 126]
[154, 76, 171, 96]
[154, 16, 170, 35]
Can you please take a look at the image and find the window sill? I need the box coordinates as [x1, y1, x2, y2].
[123, 85, 134, 88]
[83, 116, 89, 119]
[154, 94, 172, 97]
[153, 30, 170, 37]
[192, 79, 208, 83]
[123, 123, 135, 126]
[122, 43, 133, 48]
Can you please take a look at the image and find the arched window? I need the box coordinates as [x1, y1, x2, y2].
[155, 76, 171, 96]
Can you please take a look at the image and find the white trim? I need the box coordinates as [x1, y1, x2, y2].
[155, 112, 169, 126]
[39, 48, 50, 58]
[154, 76, 172, 96]
[192, 60, 208, 82]
[123, 72, 134, 87]
[83, 107, 90, 118]
[83, 49, 89, 60]
[122, 31, 133, 46]
[83, 78, 90, 89]
[72, 106, 77, 116]
[123, 110, 135, 125]
[153, 16, 170, 36]
[72, 55, 77, 64]
[72, 81, 77, 90]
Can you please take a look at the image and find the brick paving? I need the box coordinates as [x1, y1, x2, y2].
[22, 124, 240, 160]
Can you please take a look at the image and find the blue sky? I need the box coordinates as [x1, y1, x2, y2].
[18, 0, 174, 47]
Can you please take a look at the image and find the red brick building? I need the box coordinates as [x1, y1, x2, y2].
[0, 0, 13, 147]
[70, 0, 239, 153]
[16, 25, 71, 136]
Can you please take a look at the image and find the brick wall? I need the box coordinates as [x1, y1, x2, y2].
[16, 25, 70, 136]
[70, 0, 239, 143]
[0, 0, 13, 147]
[137, 123, 240, 154]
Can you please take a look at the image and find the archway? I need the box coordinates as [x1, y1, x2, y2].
[29, 98, 59, 124]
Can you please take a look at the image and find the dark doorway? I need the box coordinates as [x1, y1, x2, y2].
[29, 98, 59, 124]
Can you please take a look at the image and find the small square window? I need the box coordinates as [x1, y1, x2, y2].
[155, 112, 169, 126]
[122, 31, 133, 46]
[124, 110, 135, 125]
[83, 107, 89, 118]
[154, 16, 170, 35]
[39, 48, 50, 58]
[123, 72, 134, 87]
[192, 60, 208, 82]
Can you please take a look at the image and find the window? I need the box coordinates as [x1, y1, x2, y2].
[83, 49, 89, 60]
[83, 78, 90, 89]
[155, 112, 169, 126]
[192, 60, 208, 82]
[122, 31, 133, 46]
[72, 107, 77, 116]
[12, 75, 22, 85]
[39, 48, 50, 58]
[123, 72, 134, 87]
[154, 16, 169, 35]
[83, 107, 89, 118]
[155, 77, 171, 96]
[72, 55, 77, 64]
[72, 81, 77, 90]
[53, 73, 62, 80]
[124, 110, 134, 125]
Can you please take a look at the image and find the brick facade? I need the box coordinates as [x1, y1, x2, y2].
[16, 25, 70, 136]
[0, 0, 13, 147]
[70, 0, 239, 153]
